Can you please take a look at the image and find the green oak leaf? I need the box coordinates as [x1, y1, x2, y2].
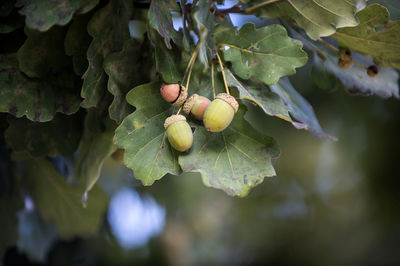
[114, 82, 181, 185]
[243, 0, 364, 40]
[81, 0, 132, 108]
[224, 68, 291, 122]
[148, 0, 181, 49]
[369, 0, 400, 20]
[148, 27, 183, 84]
[179, 105, 280, 197]
[16, 0, 99, 31]
[332, 4, 400, 70]
[5, 115, 81, 157]
[64, 13, 92, 76]
[22, 157, 108, 239]
[0, 54, 81, 122]
[194, 0, 217, 69]
[17, 27, 70, 78]
[270, 78, 335, 139]
[73, 111, 117, 197]
[104, 39, 151, 124]
[214, 23, 307, 85]
[291, 28, 399, 98]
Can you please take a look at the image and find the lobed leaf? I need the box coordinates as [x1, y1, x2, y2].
[214, 23, 307, 86]
[0, 54, 81, 122]
[114, 82, 181, 185]
[148, 0, 181, 49]
[16, 0, 99, 31]
[332, 4, 400, 70]
[179, 106, 280, 197]
[81, 0, 132, 108]
[243, 0, 364, 40]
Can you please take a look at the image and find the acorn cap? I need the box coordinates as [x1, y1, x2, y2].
[171, 85, 188, 107]
[164, 114, 186, 129]
[215, 93, 239, 113]
[183, 94, 198, 114]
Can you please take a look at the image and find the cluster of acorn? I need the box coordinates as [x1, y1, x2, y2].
[160, 83, 238, 152]
[338, 48, 378, 77]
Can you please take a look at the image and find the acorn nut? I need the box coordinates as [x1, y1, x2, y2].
[160, 84, 188, 106]
[183, 94, 211, 120]
[164, 115, 193, 152]
[203, 93, 238, 132]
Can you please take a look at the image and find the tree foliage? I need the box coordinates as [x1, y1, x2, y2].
[0, 0, 399, 261]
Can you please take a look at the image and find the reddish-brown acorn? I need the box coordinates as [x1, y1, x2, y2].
[183, 94, 211, 120]
[160, 84, 188, 106]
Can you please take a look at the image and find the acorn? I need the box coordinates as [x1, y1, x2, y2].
[338, 58, 353, 69]
[160, 84, 188, 106]
[203, 93, 238, 132]
[367, 65, 378, 77]
[164, 115, 193, 152]
[183, 94, 211, 120]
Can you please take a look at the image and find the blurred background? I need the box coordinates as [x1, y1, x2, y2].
[2, 1, 400, 265]
[3, 62, 400, 266]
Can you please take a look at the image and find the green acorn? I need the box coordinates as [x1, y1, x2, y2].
[164, 115, 193, 152]
[183, 94, 211, 120]
[203, 93, 238, 132]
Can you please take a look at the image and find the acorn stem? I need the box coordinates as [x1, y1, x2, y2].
[211, 63, 216, 98]
[318, 38, 367, 70]
[216, 51, 230, 95]
[176, 105, 183, 115]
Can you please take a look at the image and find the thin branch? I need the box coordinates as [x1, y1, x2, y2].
[215, 51, 230, 95]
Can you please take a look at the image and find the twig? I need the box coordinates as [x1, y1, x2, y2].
[243, 0, 280, 14]
[215, 51, 230, 95]
[211, 63, 216, 98]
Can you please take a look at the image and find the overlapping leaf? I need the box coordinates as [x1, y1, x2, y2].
[291, 28, 400, 98]
[0, 54, 81, 122]
[270, 78, 335, 139]
[148, 0, 181, 49]
[22, 157, 108, 239]
[332, 4, 400, 70]
[179, 106, 280, 197]
[64, 14, 92, 76]
[214, 23, 307, 85]
[243, 0, 364, 40]
[16, 0, 99, 31]
[114, 82, 181, 185]
[18, 27, 70, 78]
[5, 115, 82, 157]
[72, 110, 116, 197]
[104, 40, 151, 124]
[81, 0, 132, 108]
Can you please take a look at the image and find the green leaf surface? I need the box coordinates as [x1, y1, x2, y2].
[17, 27, 70, 78]
[5, 115, 81, 157]
[16, 0, 99, 31]
[23, 157, 108, 239]
[148, 27, 182, 84]
[214, 23, 307, 85]
[332, 4, 400, 70]
[64, 13, 92, 76]
[369, 0, 400, 20]
[81, 0, 132, 108]
[244, 0, 364, 40]
[148, 0, 181, 49]
[72, 111, 117, 196]
[114, 82, 181, 185]
[194, 0, 217, 68]
[104, 39, 151, 124]
[270, 78, 335, 139]
[291, 28, 399, 98]
[0, 54, 81, 122]
[224, 68, 291, 122]
[179, 106, 280, 197]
